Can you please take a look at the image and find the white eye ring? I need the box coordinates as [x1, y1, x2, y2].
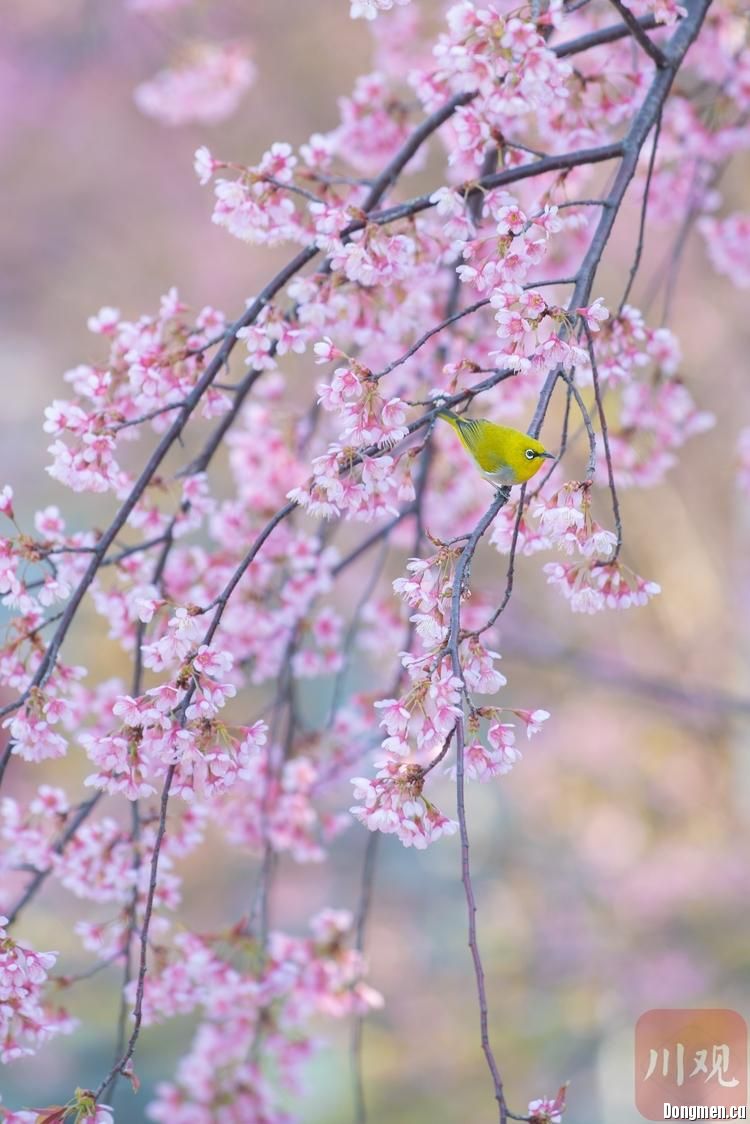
[525, 448, 536, 460]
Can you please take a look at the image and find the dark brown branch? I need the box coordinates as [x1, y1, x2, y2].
[528, 0, 711, 439]
[362, 142, 624, 233]
[619, 110, 663, 312]
[0, 245, 320, 785]
[6, 793, 103, 928]
[94, 762, 175, 1101]
[448, 489, 512, 1123]
[469, 485, 529, 639]
[508, 635, 750, 718]
[361, 92, 476, 211]
[554, 12, 661, 56]
[560, 371, 597, 479]
[372, 298, 490, 382]
[584, 325, 623, 558]
[352, 831, 379, 1124]
[606, 0, 668, 67]
[177, 366, 265, 478]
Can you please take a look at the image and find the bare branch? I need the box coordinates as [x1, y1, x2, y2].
[619, 111, 663, 312]
[560, 371, 597, 480]
[554, 12, 661, 57]
[584, 324, 623, 558]
[606, 0, 668, 67]
[5, 793, 103, 928]
[448, 489, 512, 1123]
[529, 0, 711, 439]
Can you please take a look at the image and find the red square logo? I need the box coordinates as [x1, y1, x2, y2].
[635, 1009, 748, 1120]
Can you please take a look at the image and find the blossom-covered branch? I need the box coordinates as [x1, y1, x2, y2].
[2, 0, 741, 1120]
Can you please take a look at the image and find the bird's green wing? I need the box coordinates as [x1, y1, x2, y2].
[459, 420, 510, 474]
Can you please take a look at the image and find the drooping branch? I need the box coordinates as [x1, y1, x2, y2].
[606, 0, 669, 67]
[448, 488, 513, 1124]
[529, 0, 712, 439]
[0, 5, 723, 1119]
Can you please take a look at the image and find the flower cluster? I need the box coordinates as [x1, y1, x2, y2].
[578, 307, 714, 488]
[528, 1084, 568, 1124]
[0, 919, 73, 1063]
[412, 4, 572, 167]
[330, 71, 419, 173]
[45, 291, 227, 496]
[350, 547, 550, 847]
[493, 482, 661, 614]
[0, 0, 740, 1118]
[221, 744, 347, 863]
[350, 0, 411, 20]
[699, 212, 750, 289]
[1, 785, 69, 877]
[139, 910, 382, 1122]
[289, 444, 415, 521]
[351, 760, 459, 847]
[533, 482, 617, 560]
[134, 44, 255, 126]
[738, 428, 750, 494]
[317, 362, 410, 447]
[545, 559, 661, 615]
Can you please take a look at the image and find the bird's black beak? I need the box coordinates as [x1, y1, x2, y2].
[540, 451, 556, 460]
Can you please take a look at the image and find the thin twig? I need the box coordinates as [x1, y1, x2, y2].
[352, 831, 379, 1124]
[560, 371, 597, 480]
[529, 0, 711, 440]
[373, 298, 490, 382]
[101, 521, 175, 1106]
[5, 794, 103, 928]
[110, 401, 187, 433]
[470, 485, 529, 639]
[328, 538, 391, 723]
[349, 424, 437, 1124]
[93, 763, 175, 1100]
[448, 489, 512, 1123]
[619, 110, 663, 312]
[421, 726, 458, 778]
[363, 142, 624, 234]
[584, 325, 623, 558]
[331, 505, 415, 578]
[606, 0, 668, 67]
[508, 635, 750, 718]
[0, 245, 319, 779]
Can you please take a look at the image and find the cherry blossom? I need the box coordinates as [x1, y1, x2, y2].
[0, 0, 737, 1118]
[134, 44, 255, 127]
[0, 918, 73, 1062]
[350, 0, 411, 20]
[699, 212, 750, 288]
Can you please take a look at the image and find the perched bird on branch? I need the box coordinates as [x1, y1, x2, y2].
[437, 408, 555, 488]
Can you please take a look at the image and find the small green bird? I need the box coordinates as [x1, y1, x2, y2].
[438, 409, 555, 487]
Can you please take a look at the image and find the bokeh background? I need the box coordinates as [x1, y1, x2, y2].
[2, 1, 750, 1121]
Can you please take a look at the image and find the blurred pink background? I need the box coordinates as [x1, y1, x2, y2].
[3, 2, 750, 1121]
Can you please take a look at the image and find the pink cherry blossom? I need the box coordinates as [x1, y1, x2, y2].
[699, 212, 750, 288]
[0, 1, 738, 1119]
[0, 918, 73, 1063]
[350, 0, 411, 19]
[134, 44, 255, 127]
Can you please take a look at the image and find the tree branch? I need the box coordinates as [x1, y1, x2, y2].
[606, 0, 668, 67]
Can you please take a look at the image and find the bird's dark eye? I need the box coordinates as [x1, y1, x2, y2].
[525, 448, 536, 460]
